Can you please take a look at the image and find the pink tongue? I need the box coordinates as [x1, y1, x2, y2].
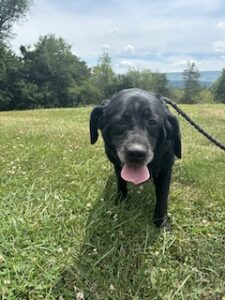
[121, 164, 150, 185]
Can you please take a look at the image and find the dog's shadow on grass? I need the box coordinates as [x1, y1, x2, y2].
[53, 174, 160, 299]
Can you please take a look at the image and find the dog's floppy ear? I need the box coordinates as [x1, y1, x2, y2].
[165, 114, 182, 158]
[90, 106, 104, 144]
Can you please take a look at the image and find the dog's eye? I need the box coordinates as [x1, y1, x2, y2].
[148, 119, 158, 126]
[116, 120, 127, 129]
[143, 108, 152, 118]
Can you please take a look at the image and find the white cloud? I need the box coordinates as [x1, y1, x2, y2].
[170, 0, 223, 13]
[101, 44, 111, 51]
[10, 0, 225, 71]
[113, 54, 225, 73]
[123, 44, 135, 54]
[173, 59, 197, 67]
[195, 58, 225, 70]
[216, 21, 225, 29]
[109, 27, 119, 36]
[213, 41, 225, 53]
[118, 60, 134, 68]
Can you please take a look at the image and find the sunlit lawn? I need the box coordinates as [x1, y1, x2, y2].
[0, 105, 224, 299]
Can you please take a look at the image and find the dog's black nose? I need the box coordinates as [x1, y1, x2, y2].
[126, 145, 147, 163]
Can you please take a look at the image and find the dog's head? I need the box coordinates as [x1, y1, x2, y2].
[90, 89, 181, 183]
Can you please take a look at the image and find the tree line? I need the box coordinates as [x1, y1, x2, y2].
[0, 0, 225, 111]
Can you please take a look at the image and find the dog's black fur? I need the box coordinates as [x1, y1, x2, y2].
[90, 88, 181, 228]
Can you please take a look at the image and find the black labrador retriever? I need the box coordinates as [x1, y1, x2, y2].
[90, 88, 181, 228]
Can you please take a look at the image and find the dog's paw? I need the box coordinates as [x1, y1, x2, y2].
[154, 216, 172, 231]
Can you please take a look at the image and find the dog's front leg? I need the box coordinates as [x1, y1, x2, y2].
[114, 164, 127, 203]
[153, 168, 172, 229]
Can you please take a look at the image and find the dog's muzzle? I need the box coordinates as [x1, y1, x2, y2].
[125, 144, 147, 164]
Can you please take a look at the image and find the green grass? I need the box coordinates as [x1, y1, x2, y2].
[0, 105, 224, 300]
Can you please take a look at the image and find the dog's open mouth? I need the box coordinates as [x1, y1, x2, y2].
[121, 164, 150, 185]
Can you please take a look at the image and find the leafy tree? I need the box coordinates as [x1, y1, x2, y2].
[123, 69, 142, 88]
[142, 70, 169, 96]
[0, 45, 23, 110]
[20, 34, 90, 107]
[92, 53, 115, 99]
[115, 69, 170, 96]
[0, 0, 33, 41]
[114, 73, 133, 91]
[68, 79, 102, 106]
[182, 61, 202, 103]
[169, 88, 184, 103]
[211, 69, 225, 103]
[198, 88, 214, 104]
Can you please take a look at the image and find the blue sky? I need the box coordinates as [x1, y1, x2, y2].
[11, 0, 225, 73]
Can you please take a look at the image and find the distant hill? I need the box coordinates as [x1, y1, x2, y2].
[166, 70, 222, 88]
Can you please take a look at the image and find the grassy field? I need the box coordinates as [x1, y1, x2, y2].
[0, 104, 225, 300]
